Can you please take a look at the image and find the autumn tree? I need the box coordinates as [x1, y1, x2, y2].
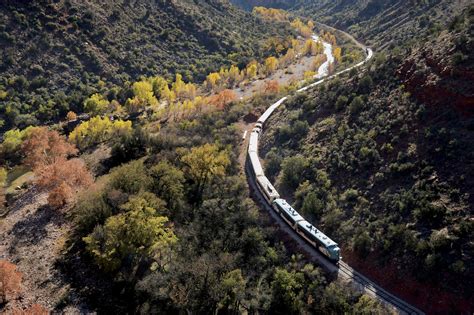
[264, 57, 279, 75]
[208, 89, 237, 109]
[66, 111, 77, 121]
[0, 260, 22, 303]
[245, 62, 258, 80]
[126, 80, 159, 113]
[22, 127, 93, 207]
[84, 93, 110, 115]
[180, 143, 230, 201]
[263, 80, 280, 95]
[312, 54, 327, 71]
[333, 46, 342, 63]
[206, 72, 221, 91]
[69, 116, 132, 149]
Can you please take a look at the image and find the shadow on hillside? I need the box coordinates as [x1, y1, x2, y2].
[9, 205, 65, 249]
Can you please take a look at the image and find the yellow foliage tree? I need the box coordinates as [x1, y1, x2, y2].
[180, 143, 230, 198]
[69, 116, 132, 149]
[246, 63, 258, 80]
[264, 56, 279, 75]
[333, 46, 342, 63]
[206, 72, 221, 91]
[127, 81, 158, 113]
[84, 93, 110, 115]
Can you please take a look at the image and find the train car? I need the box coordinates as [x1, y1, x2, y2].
[248, 131, 259, 154]
[296, 220, 340, 262]
[256, 175, 280, 203]
[248, 151, 264, 178]
[257, 96, 287, 126]
[272, 198, 304, 229]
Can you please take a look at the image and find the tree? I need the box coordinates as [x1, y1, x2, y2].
[281, 155, 308, 189]
[66, 111, 77, 121]
[335, 95, 348, 111]
[270, 268, 304, 313]
[22, 127, 77, 169]
[22, 127, 92, 207]
[246, 62, 258, 80]
[109, 160, 151, 195]
[36, 158, 93, 207]
[349, 96, 364, 114]
[69, 116, 132, 149]
[0, 260, 22, 303]
[218, 269, 247, 312]
[263, 80, 280, 95]
[280, 48, 296, 67]
[126, 80, 158, 113]
[1, 126, 38, 157]
[180, 143, 230, 200]
[333, 46, 342, 63]
[150, 161, 185, 211]
[206, 72, 221, 91]
[353, 231, 372, 258]
[264, 57, 279, 75]
[228, 64, 241, 86]
[208, 89, 237, 109]
[84, 93, 109, 115]
[83, 195, 177, 272]
[301, 192, 324, 219]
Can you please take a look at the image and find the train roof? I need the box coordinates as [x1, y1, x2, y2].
[297, 220, 338, 248]
[273, 198, 304, 222]
[256, 175, 279, 197]
[248, 151, 264, 177]
[248, 131, 259, 153]
[257, 96, 287, 124]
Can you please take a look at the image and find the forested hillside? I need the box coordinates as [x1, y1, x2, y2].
[231, 0, 470, 50]
[260, 6, 473, 313]
[0, 0, 291, 130]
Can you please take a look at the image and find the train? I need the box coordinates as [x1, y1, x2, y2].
[247, 106, 341, 262]
[246, 41, 374, 263]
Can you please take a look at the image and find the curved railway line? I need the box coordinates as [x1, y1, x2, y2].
[245, 29, 425, 315]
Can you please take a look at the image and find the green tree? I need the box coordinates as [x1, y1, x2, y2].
[335, 95, 348, 111]
[83, 194, 177, 272]
[281, 155, 308, 189]
[218, 269, 247, 312]
[270, 268, 304, 313]
[150, 161, 185, 211]
[349, 96, 364, 114]
[109, 160, 152, 194]
[301, 192, 324, 219]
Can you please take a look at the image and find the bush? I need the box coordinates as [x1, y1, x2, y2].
[281, 155, 308, 189]
[335, 95, 348, 111]
[108, 160, 152, 195]
[349, 96, 364, 114]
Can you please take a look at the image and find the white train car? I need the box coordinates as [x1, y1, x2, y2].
[257, 96, 287, 125]
[256, 175, 280, 203]
[248, 131, 259, 154]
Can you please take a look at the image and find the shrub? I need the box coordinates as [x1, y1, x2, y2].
[349, 96, 364, 114]
[281, 155, 308, 189]
[335, 95, 348, 111]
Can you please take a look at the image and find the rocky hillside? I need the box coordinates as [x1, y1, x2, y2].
[0, 0, 290, 130]
[260, 7, 473, 314]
